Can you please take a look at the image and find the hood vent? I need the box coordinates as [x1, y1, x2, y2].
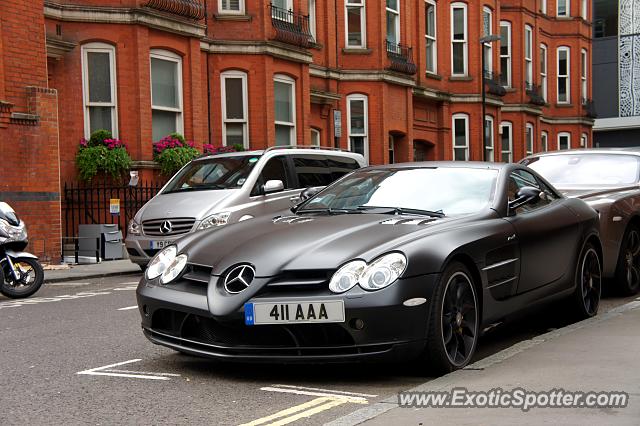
[380, 218, 437, 226]
[272, 216, 315, 224]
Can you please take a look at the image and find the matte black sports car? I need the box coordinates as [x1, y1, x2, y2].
[137, 162, 602, 374]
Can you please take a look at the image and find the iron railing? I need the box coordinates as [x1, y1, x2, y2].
[143, 0, 205, 20]
[483, 71, 506, 96]
[525, 83, 546, 106]
[582, 98, 597, 118]
[386, 40, 417, 75]
[269, 4, 313, 48]
[63, 180, 165, 240]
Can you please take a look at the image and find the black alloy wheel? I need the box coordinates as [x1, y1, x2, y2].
[615, 225, 640, 295]
[573, 243, 601, 319]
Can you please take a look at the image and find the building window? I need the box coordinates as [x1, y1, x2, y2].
[581, 49, 588, 103]
[500, 21, 511, 87]
[425, 0, 437, 74]
[541, 131, 548, 152]
[500, 122, 513, 162]
[483, 7, 493, 76]
[541, 0, 547, 14]
[525, 123, 534, 156]
[347, 94, 369, 162]
[524, 25, 533, 87]
[310, 128, 320, 146]
[540, 44, 548, 102]
[150, 49, 183, 142]
[451, 3, 468, 76]
[581, 0, 587, 19]
[218, 0, 244, 14]
[82, 43, 118, 139]
[221, 71, 248, 148]
[557, 47, 570, 104]
[452, 113, 469, 161]
[557, 0, 569, 17]
[485, 115, 494, 162]
[581, 133, 588, 147]
[274, 74, 296, 146]
[558, 132, 571, 150]
[388, 134, 396, 164]
[271, 0, 291, 11]
[386, 0, 400, 49]
[308, 0, 316, 40]
[345, 0, 366, 48]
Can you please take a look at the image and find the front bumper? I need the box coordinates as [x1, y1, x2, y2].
[136, 273, 439, 363]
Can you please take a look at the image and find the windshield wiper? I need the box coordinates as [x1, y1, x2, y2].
[356, 205, 445, 218]
[296, 208, 362, 215]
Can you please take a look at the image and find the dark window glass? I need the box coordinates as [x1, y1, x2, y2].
[260, 156, 290, 189]
[508, 170, 551, 212]
[292, 155, 360, 188]
[593, 0, 618, 38]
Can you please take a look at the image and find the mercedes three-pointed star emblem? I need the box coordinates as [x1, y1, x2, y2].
[224, 265, 256, 294]
[160, 220, 173, 234]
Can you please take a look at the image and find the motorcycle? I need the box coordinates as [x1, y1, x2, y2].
[0, 202, 44, 298]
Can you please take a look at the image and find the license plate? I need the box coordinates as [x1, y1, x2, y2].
[150, 240, 173, 250]
[244, 301, 345, 325]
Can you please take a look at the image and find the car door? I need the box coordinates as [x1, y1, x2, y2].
[247, 155, 299, 218]
[505, 169, 580, 294]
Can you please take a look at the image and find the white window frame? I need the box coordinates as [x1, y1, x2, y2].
[558, 132, 571, 150]
[388, 134, 396, 164]
[500, 21, 511, 87]
[309, 0, 316, 40]
[347, 94, 369, 163]
[150, 49, 184, 140]
[81, 42, 118, 139]
[452, 113, 470, 161]
[451, 3, 468, 77]
[500, 121, 513, 163]
[557, 46, 571, 104]
[220, 70, 249, 149]
[540, 43, 548, 102]
[541, 131, 548, 152]
[271, 0, 293, 21]
[525, 123, 534, 156]
[345, 0, 366, 48]
[218, 0, 245, 15]
[483, 7, 494, 76]
[273, 74, 296, 146]
[485, 115, 495, 162]
[581, 133, 588, 147]
[524, 25, 533, 86]
[581, 48, 588, 103]
[581, 0, 587, 20]
[310, 128, 320, 146]
[425, 0, 437, 74]
[541, 0, 547, 14]
[386, 0, 400, 47]
[557, 0, 569, 17]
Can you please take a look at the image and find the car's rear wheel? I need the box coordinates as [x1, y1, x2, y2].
[421, 261, 479, 375]
[572, 242, 602, 319]
[615, 225, 640, 295]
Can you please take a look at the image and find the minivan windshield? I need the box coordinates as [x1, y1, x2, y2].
[163, 155, 261, 193]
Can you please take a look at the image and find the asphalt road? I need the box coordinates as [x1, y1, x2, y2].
[0, 274, 636, 425]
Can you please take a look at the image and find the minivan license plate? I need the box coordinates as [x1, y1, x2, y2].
[150, 240, 172, 250]
[244, 301, 345, 325]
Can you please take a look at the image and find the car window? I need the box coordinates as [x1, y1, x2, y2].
[292, 155, 361, 188]
[254, 156, 291, 194]
[508, 170, 552, 213]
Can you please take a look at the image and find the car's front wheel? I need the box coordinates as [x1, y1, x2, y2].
[421, 261, 479, 375]
[572, 242, 602, 319]
[615, 225, 640, 295]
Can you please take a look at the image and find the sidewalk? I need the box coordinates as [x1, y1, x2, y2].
[329, 300, 640, 426]
[44, 259, 141, 283]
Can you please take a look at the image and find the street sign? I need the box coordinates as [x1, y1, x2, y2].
[333, 110, 342, 138]
[109, 199, 120, 215]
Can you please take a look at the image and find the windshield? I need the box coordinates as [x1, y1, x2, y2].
[525, 154, 640, 187]
[298, 167, 498, 216]
[163, 155, 261, 193]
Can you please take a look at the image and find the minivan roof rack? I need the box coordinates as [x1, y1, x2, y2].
[263, 145, 344, 153]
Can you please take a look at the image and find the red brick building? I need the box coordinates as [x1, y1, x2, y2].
[1, 0, 594, 261]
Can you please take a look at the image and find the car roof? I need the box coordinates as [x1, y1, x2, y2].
[524, 147, 640, 160]
[195, 148, 365, 161]
[363, 161, 510, 171]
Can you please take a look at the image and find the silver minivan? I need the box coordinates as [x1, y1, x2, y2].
[125, 147, 366, 268]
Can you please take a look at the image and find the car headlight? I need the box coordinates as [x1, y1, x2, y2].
[146, 245, 177, 280]
[329, 260, 367, 293]
[128, 219, 141, 235]
[160, 254, 188, 284]
[197, 212, 231, 230]
[0, 219, 27, 241]
[328, 253, 407, 293]
[359, 253, 407, 291]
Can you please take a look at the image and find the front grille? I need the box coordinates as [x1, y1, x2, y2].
[142, 217, 195, 237]
[182, 264, 213, 285]
[264, 270, 331, 292]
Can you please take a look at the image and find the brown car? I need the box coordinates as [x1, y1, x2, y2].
[521, 148, 640, 295]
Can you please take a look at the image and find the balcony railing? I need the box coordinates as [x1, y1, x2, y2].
[269, 4, 313, 48]
[386, 40, 417, 75]
[483, 71, 506, 97]
[143, 0, 205, 21]
[582, 98, 597, 118]
[525, 83, 546, 106]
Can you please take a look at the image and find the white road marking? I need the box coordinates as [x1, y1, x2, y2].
[0, 291, 111, 310]
[113, 285, 138, 291]
[260, 386, 369, 404]
[77, 359, 180, 381]
[117, 305, 138, 311]
[47, 282, 91, 287]
[272, 384, 377, 398]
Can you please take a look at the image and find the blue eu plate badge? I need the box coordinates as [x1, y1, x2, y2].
[244, 303, 255, 326]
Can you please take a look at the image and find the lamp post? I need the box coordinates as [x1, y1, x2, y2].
[480, 34, 501, 162]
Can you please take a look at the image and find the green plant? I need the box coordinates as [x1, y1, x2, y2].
[153, 133, 199, 176]
[76, 130, 132, 181]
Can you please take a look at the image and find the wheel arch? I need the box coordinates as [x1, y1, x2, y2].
[446, 252, 484, 319]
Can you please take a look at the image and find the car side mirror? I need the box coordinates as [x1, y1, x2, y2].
[508, 186, 542, 212]
[263, 179, 285, 194]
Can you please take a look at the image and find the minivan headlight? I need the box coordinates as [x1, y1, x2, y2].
[198, 212, 231, 230]
[146, 245, 177, 280]
[128, 219, 141, 235]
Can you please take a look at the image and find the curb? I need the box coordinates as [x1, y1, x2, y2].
[325, 299, 640, 426]
[44, 270, 141, 284]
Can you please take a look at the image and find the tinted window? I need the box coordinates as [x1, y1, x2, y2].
[259, 156, 291, 189]
[292, 155, 360, 188]
[508, 170, 551, 213]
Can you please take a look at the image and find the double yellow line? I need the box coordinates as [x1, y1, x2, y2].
[240, 397, 349, 426]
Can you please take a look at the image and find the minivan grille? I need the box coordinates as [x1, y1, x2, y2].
[142, 217, 196, 236]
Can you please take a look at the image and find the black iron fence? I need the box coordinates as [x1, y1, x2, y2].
[63, 180, 165, 240]
[386, 40, 417, 75]
[269, 4, 313, 47]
